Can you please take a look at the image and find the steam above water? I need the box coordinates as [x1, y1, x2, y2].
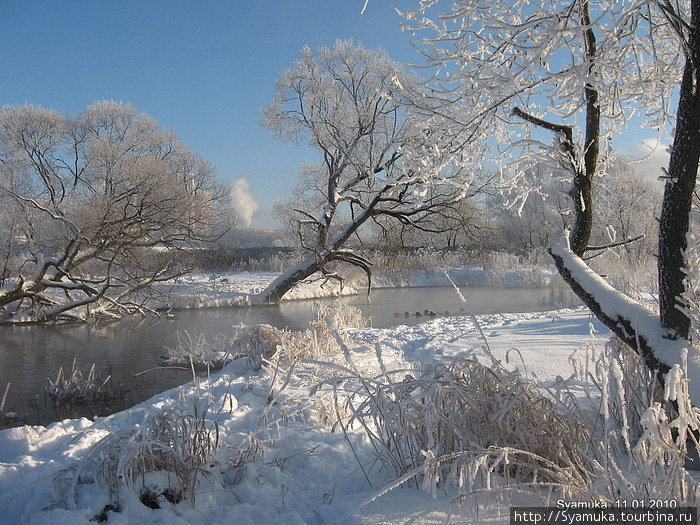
[231, 177, 260, 227]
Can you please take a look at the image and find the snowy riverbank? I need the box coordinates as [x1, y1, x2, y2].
[157, 265, 557, 310]
[0, 306, 611, 524]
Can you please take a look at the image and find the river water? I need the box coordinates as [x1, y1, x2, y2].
[0, 285, 575, 427]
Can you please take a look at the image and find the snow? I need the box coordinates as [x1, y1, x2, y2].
[551, 235, 700, 406]
[3, 260, 694, 523]
[156, 271, 355, 310]
[0, 305, 609, 524]
[155, 266, 555, 311]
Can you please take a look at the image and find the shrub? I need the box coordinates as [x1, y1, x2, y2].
[52, 379, 224, 513]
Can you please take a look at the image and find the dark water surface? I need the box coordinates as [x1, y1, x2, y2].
[0, 285, 573, 427]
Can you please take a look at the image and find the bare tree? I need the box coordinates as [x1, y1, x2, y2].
[375, 177, 495, 250]
[0, 101, 233, 323]
[258, 40, 468, 303]
[398, 0, 700, 390]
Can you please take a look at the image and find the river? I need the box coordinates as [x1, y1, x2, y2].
[0, 284, 576, 427]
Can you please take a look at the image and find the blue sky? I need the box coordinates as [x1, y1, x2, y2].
[1, 1, 668, 228]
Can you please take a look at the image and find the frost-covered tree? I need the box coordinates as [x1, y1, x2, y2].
[0, 101, 233, 323]
[259, 40, 467, 303]
[398, 0, 700, 391]
[375, 192, 490, 249]
[493, 163, 572, 256]
[493, 158, 660, 261]
[592, 157, 661, 264]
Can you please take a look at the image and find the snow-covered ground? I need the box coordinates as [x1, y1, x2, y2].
[0, 306, 609, 524]
[156, 271, 350, 309]
[157, 266, 556, 310]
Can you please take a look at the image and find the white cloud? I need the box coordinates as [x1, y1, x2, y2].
[624, 138, 670, 184]
[231, 177, 260, 228]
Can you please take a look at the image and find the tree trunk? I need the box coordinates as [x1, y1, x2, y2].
[548, 0, 700, 388]
[569, 0, 599, 257]
[658, 1, 700, 341]
[257, 253, 330, 304]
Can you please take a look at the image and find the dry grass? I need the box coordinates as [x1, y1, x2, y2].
[52, 377, 228, 513]
[229, 323, 286, 369]
[585, 337, 699, 504]
[162, 330, 237, 370]
[309, 322, 699, 507]
[216, 304, 367, 490]
[0, 382, 9, 414]
[159, 303, 366, 374]
[231, 303, 367, 369]
[45, 359, 125, 409]
[322, 351, 591, 498]
[0, 382, 17, 425]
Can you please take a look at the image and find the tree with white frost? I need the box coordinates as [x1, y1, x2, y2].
[492, 158, 660, 261]
[398, 0, 700, 395]
[374, 189, 491, 250]
[0, 101, 233, 323]
[259, 40, 468, 303]
[592, 157, 661, 264]
[493, 163, 572, 256]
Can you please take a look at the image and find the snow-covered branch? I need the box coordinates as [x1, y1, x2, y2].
[550, 235, 700, 405]
[259, 40, 476, 302]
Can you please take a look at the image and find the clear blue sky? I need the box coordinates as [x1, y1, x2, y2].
[1, 1, 663, 228]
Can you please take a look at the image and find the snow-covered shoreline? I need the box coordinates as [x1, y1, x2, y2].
[157, 266, 557, 311]
[0, 305, 607, 524]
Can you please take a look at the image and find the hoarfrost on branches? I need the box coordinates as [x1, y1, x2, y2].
[394, 0, 699, 395]
[0, 101, 234, 323]
[258, 40, 475, 303]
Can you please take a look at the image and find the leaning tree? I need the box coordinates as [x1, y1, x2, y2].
[397, 0, 700, 396]
[258, 40, 471, 303]
[0, 101, 233, 323]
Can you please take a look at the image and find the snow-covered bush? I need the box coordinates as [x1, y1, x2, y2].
[52, 380, 226, 515]
[161, 330, 238, 370]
